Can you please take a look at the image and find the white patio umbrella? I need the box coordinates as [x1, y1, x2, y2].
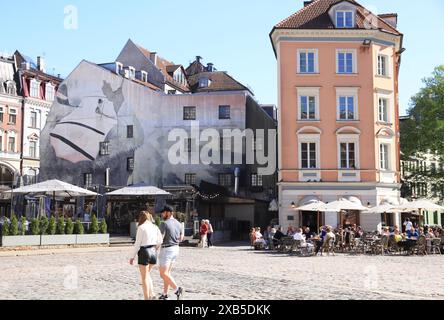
[7, 179, 98, 197]
[365, 204, 403, 214]
[400, 199, 444, 212]
[106, 185, 171, 197]
[325, 199, 368, 212]
[295, 200, 327, 212]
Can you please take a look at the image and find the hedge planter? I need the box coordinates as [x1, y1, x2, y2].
[1, 236, 41, 247]
[41, 235, 77, 246]
[76, 234, 109, 245]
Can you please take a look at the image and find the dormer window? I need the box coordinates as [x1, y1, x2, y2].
[128, 66, 136, 79]
[336, 10, 354, 28]
[116, 62, 123, 75]
[46, 83, 55, 101]
[30, 79, 40, 98]
[141, 71, 148, 82]
[199, 78, 210, 88]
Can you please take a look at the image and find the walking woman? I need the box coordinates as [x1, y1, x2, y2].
[130, 211, 163, 300]
[206, 220, 214, 248]
[199, 219, 209, 248]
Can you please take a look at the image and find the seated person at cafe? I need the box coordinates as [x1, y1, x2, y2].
[254, 228, 267, 247]
[293, 228, 314, 252]
[314, 226, 327, 255]
[303, 227, 315, 240]
[405, 227, 419, 252]
[382, 227, 390, 237]
[394, 230, 403, 243]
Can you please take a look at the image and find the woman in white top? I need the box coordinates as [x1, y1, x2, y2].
[129, 211, 163, 300]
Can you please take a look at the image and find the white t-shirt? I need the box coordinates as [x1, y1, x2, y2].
[404, 221, 413, 231]
[293, 232, 305, 241]
[131, 221, 163, 260]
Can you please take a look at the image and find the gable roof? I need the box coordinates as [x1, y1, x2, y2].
[135, 44, 190, 93]
[273, 0, 401, 35]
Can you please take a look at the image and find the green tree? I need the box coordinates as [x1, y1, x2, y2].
[56, 217, 65, 235]
[74, 220, 84, 235]
[1, 220, 10, 236]
[9, 215, 19, 236]
[401, 65, 444, 159]
[65, 218, 74, 235]
[20, 217, 27, 236]
[48, 216, 57, 235]
[40, 216, 49, 235]
[99, 219, 107, 234]
[30, 219, 40, 236]
[90, 215, 99, 234]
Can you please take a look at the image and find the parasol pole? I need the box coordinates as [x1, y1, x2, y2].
[53, 191, 56, 217]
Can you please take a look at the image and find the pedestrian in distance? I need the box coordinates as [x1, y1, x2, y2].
[206, 220, 214, 248]
[129, 211, 163, 300]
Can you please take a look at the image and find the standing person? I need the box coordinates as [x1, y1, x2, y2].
[206, 220, 214, 248]
[129, 211, 163, 300]
[403, 218, 413, 232]
[158, 205, 185, 300]
[249, 228, 257, 248]
[199, 220, 209, 248]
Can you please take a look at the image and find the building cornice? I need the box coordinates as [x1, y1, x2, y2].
[24, 97, 53, 108]
[271, 29, 402, 55]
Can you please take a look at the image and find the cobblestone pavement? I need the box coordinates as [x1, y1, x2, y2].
[1, 243, 443, 300]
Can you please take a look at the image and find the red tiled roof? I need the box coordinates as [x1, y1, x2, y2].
[274, 0, 401, 36]
[136, 44, 190, 92]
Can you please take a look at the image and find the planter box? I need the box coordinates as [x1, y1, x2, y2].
[41, 235, 77, 246]
[1, 235, 41, 247]
[76, 234, 110, 245]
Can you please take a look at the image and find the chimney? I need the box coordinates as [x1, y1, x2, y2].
[37, 56, 46, 72]
[196, 56, 203, 63]
[206, 63, 214, 72]
[150, 52, 158, 65]
[304, 1, 314, 7]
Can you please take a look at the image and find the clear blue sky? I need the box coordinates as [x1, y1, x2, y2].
[2, 0, 443, 115]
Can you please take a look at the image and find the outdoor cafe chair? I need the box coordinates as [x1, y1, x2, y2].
[430, 238, 441, 255]
[412, 236, 427, 256]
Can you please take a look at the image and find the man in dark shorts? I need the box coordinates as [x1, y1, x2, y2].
[158, 205, 185, 300]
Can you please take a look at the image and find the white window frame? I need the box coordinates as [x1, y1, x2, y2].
[337, 135, 360, 170]
[379, 143, 390, 171]
[378, 97, 389, 123]
[8, 108, 17, 125]
[297, 87, 320, 121]
[141, 71, 148, 82]
[115, 62, 123, 74]
[376, 90, 393, 124]
[30, 110, 38, 128]
[336, 10, 355, 28]
[30, 79, 40, 98]
[45, 83, 55, 101]
[29, 140, 38, 158]
[0, 106, 4, 123]
[298, 134, 321, 170]
[336, 49, 357, 74]
[377, 54, 390, 77]
[297, 49, 319, 74]
[336, 87, 359, 121]
[7, 131, 16, 153]
[128, 66, 136, 79]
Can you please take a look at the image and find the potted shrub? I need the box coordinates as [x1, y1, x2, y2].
[74, 219, 84, 235]
[20, 217, 27, 236]
[48, 216, 56, 235]
[9, 215, 19, 236]
[76, 215, 109, 245]
[90, 215, 99, 234]
[1, 220, 9, 237]
[1, 217, 40, 247]
[56, 217, 65, 235]
[65, 218, 74, 235]
[99, 219, 107, 234]
[30, 219, 40, 236]
[40, 216, 49, 235]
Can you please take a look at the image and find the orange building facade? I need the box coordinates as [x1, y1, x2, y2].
[271, 0, 404, 231]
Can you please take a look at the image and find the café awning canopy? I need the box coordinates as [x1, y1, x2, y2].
[296, 200, 327, 212]
[6, 179, 98, 197]
[398, 199, 444, 212]
[325, 199, 368, 212]
[106, 185, 171, 197]
[365, 204, 403, 214]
